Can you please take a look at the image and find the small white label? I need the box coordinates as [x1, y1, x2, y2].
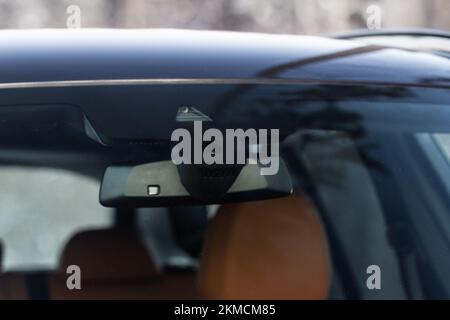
[148, 185, 160, 196]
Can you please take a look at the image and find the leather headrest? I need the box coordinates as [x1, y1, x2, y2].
[59, 228, 159, 282]
[199, 195, 331, 299]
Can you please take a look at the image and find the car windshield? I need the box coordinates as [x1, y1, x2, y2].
[2, 84, 450, 300]
[276, 86, 450, 299]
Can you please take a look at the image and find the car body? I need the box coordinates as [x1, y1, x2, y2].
[0, 29, 450, 299]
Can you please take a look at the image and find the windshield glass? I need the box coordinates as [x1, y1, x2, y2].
[279, 88, 450, 299]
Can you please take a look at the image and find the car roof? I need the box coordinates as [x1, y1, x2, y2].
[0, 28, 449, 89]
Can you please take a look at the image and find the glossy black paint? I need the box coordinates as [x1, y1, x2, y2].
[0, 29, 449, 86]
[0, 29, 449, 177]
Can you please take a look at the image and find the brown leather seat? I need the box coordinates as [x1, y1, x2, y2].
[198, 195, 331, 299]
[51, 228, 197, 299]
[0, 242, 20, 300]
[0, 228, 197, 300]
[0, 273, 28, 300]
[0, 240, 35, 300]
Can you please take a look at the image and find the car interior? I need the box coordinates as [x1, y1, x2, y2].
[0, 194, 330, 300]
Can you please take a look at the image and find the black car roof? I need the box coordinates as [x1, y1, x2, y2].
[0, 29, 449, 89]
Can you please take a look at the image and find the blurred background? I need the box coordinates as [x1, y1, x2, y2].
[0, 0, 448, 33]
[0, 0, 449, 271]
